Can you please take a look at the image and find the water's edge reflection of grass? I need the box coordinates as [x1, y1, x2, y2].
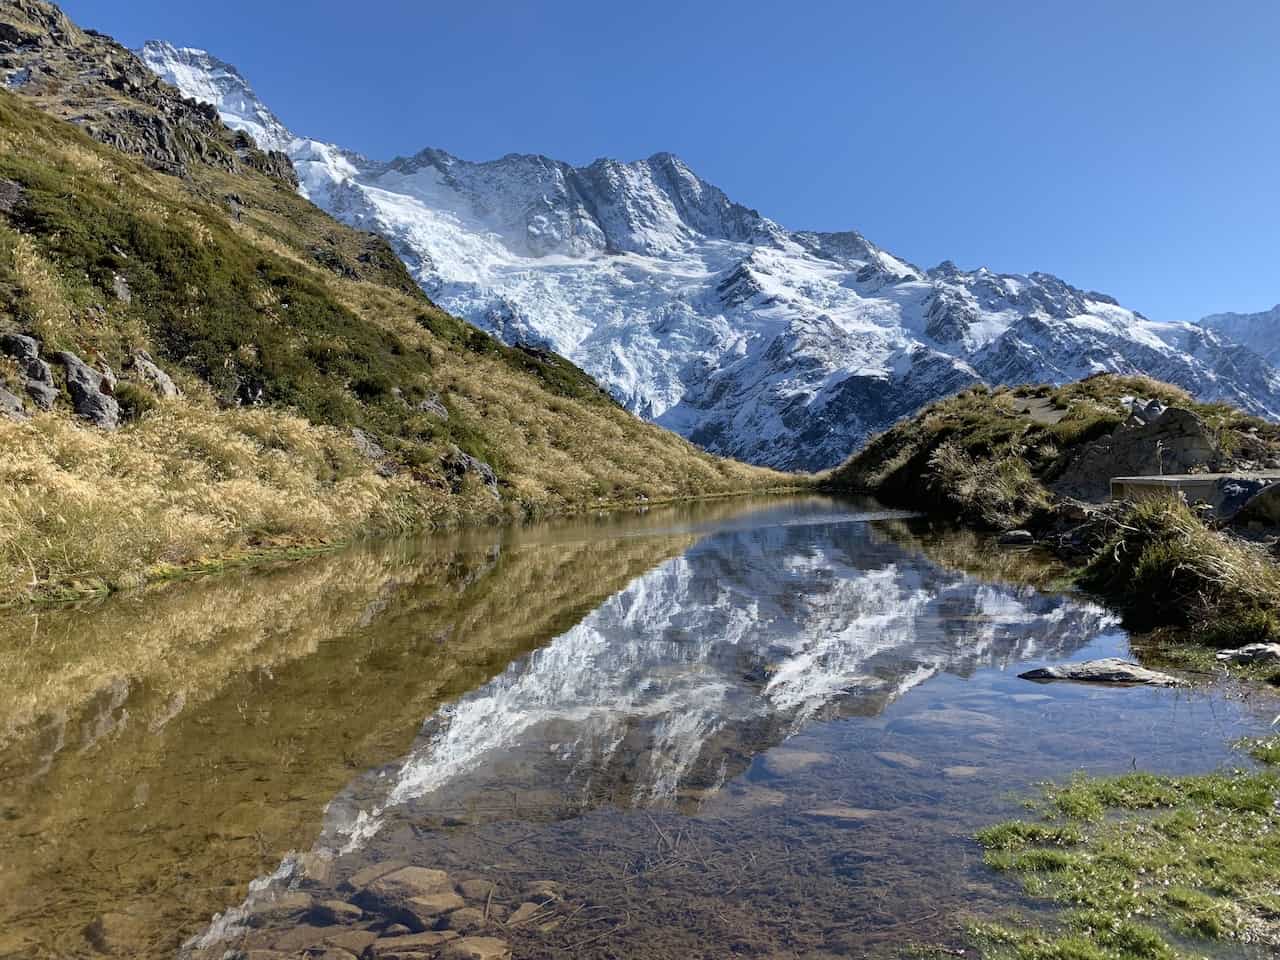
[0, 502, 721, 957]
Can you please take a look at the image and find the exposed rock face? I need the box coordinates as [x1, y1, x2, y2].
[0, 178, 24, 214]
[56, 351, 119, 428]
[349, 428, 397, 477]
[0, 380, 28, 420]
[1201, 304, 1280, 366]
[129, 349, 179, 398]
[417, 393, 448, 421]
[1, 332, 58, 410]
[1019, 658, 1184, 686]
[0, 0, 297, 186]
[1052, 407, 1222, 501]
[1232, 483, 1280, 529]
[442, 446, 499, 498]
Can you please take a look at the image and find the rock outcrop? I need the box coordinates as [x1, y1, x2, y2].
[442, 446, 499, 499]
[56, 351, 119, 429]
[129, 349, 179, 398]
[1052, 406, 1222, 501]
[0, 0, 297, 186]
[1, 332, 57, 410]
[0, 380, 28, 420]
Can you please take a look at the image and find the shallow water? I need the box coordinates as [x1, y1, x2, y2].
[1, 496, 1275, 959]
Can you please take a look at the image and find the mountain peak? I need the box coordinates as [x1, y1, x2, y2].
[135, 38, 1280, 469]
[138, 39, 294, 153]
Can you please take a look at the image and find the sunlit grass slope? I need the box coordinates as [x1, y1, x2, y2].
[0, 92, 786, 603]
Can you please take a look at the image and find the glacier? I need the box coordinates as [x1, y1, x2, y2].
[141, 42, 1280, 471]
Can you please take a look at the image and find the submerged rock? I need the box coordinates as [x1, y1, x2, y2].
[355, 866, 462, 931]
[1215, 643, 1280, 665]
[1018, 658, 1183, 686]
[803, 806, 880, 823]
[366, 931, 458, 958]
[442, 935, 511, 960]
[873, 750, 923, 770]
[56, 351, 119, 428]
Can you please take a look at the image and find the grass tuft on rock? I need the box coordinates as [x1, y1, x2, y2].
[1081, 496, 1280, 644]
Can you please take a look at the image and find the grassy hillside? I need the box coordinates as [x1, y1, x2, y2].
[824, 375, 1280, 655]
[0, 85, 784, 604]
[825, 376, 1279, 530]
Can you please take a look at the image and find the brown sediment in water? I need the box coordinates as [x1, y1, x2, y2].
[0, 514, 700, 959]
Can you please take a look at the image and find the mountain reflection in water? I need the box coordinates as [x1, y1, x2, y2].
[6, 497, 1266, 960]
[324, 507, 1115, 854]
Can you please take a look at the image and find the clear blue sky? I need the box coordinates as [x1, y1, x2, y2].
[62, 0, 1280, 321]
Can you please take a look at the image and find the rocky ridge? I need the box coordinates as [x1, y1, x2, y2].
[140, 41, 1280, 471]
[0, 1, 295, 183]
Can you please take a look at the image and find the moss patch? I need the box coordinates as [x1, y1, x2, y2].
[971, 758, 1280, 958]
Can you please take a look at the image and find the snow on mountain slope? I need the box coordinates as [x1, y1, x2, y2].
[1200, 304, 1280, 366]
[141, 42, 1280, 471]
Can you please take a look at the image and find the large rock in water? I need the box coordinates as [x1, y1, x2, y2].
[1052, 407, 1221, 501]
[56, 351, 119, 428]
[1019, 658, 1184, 686]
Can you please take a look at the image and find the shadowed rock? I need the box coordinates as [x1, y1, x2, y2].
[56, 351, 119, 428]
[442, 446, 499, 499]
[0, 381, 28, 420]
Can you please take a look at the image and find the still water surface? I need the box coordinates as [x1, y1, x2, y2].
[1, 497, 1275, 958]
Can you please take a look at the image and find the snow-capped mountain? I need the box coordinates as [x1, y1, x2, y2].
[141, 42, 1280, 471]
[1200, 304, 1280, 367]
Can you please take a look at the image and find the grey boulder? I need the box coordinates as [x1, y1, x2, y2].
[56, 351, 119, 429]
[442, 445, 499, 499]
[0, 382, 28, 421]
[129, 349, 179, 398]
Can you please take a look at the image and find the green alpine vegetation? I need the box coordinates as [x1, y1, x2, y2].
[970, 740, 1280, 959]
